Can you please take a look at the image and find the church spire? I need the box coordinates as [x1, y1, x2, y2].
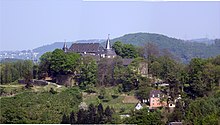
[106, 34, 111, 50]
[63, 39, 68, 52]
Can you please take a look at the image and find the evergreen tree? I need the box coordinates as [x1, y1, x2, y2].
[104, 106, 113, 123]
[97, 103, 104, 123]
[88, 104, 97, 123]
[77, 109, 87, 124]
[69, 111, 76, 124]
[60, 114, 70, 124]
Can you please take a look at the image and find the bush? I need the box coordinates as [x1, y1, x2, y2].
[49, 88, 57, 94]
[111, 95, 119, 99]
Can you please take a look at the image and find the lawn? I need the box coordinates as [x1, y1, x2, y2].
[0, 83, 67, 97]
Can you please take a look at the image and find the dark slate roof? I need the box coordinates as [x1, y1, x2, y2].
[122, 58, 134, 66]
[69, 43, 105, 53]
[105, 49, 116, 56]
[149, 90, 162, 98]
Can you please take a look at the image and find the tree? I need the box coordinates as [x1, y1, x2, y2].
[38, 52, 52, 78]
[187, 58, 210, 97]
[50, 49, 80, 75]
[97, 58, 114, 86]
[22, 60, 33, 88]
[112, 41, 123, 56]
[97, 103, 104, 123]
[139, 42, 160, 62]
[60, 114, 70, 124]
[136, 87, 152, 101]
[77, 109, 87, 124]
[112, 41, 138, 58]
[104, 106, 113, 123]
[184, 93, 220, 125]
[69, 111, 76, 124]
[87, 104, 97, 123]
[79, 56, 97, 89]
[168, 101, 184, 122]
[125, 109, 163, 125]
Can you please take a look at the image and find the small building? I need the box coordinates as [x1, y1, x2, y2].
[149, 90, 166, 108]
[134, 102, 143, 110]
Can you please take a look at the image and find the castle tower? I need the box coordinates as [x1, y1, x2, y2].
[106, 34, 111, 50]
[105, 34, 116, 58]
[62, 40, 68, 52]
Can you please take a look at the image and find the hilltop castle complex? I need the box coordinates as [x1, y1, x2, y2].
[62, 34, 116, 60]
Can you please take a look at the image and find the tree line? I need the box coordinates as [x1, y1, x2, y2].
[61, 103, 115, 124]
[0, 60, 37, 87]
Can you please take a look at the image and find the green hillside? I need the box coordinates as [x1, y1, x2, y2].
[112, 33, 220, 63]
[0, 87, 82, 124]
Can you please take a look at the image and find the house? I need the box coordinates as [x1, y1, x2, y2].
[63, 34, 116, 59]
[134, 102, 143, 110]
[149, 90, 166, 108]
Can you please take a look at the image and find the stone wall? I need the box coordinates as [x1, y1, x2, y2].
[55, 74, 77, 86]
[18, 79, 48, 86]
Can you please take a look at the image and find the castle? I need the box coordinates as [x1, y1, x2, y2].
[62, 34, 116, 60]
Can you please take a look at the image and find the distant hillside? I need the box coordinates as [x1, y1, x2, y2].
[189, 38, 215, 45]
[111, 33, 220, 63]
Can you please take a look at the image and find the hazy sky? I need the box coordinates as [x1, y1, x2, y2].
[0, 0, 220, 51]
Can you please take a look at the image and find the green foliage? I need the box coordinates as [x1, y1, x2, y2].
[38, 52, 52, 78]
[187, 58, 219, 97]
[112, 41, 138, 58]
[21, 60, 34, 88]
[49, 87, 57, 94]
[0, 88, 82, 123]
[50, 49, 80, 75]
[60, 114, 70, 124]
[136, 86, 152, 100]
[125, 109, 163, 125]
[65, 103, 115, 124]
[184, 92, 220, 125]
[0, 60, 34, 84]
[79, 56, 97, 89]
[112, 33, 220, 63]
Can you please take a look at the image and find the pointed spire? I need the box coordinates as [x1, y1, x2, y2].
[63, 39, 68, 52]
[106, 34, 111, 50]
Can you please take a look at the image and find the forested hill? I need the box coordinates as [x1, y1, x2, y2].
[31, 33, 220, 63]
[111, 33, 220, 63]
